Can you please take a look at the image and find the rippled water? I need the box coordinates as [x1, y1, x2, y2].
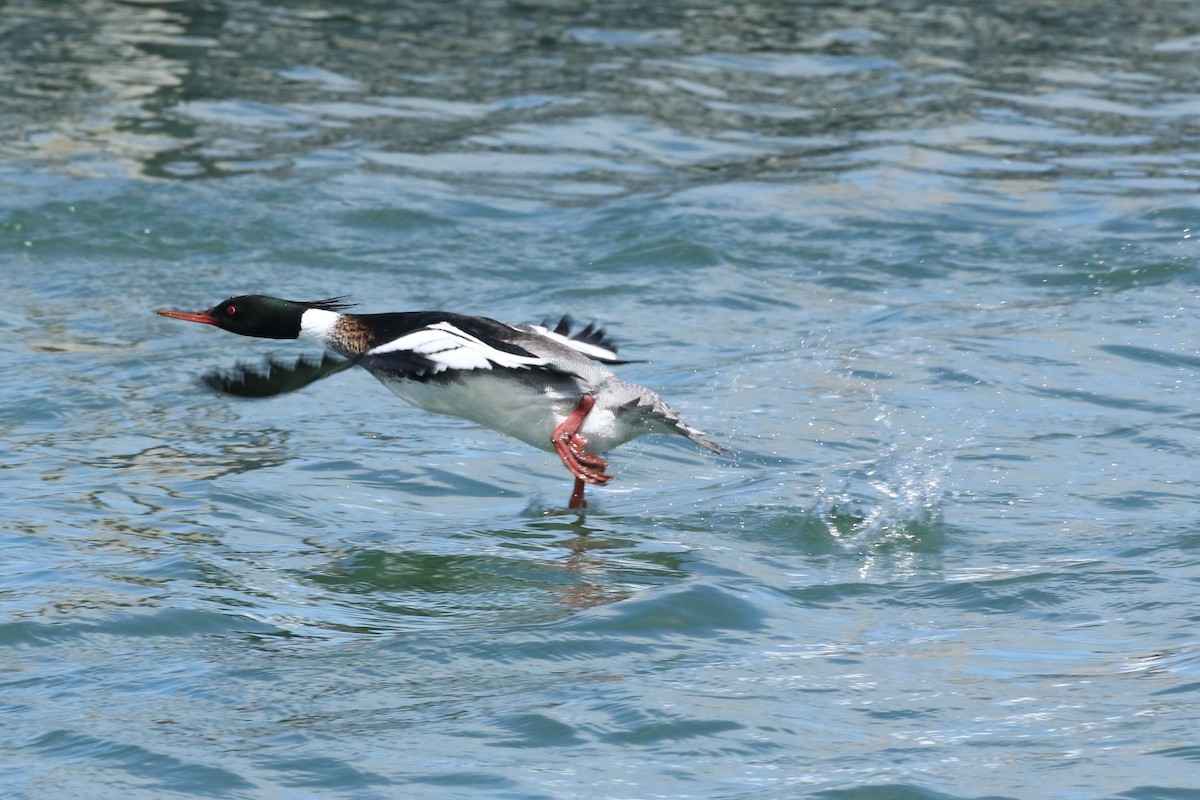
[3, 1, 1199, 798]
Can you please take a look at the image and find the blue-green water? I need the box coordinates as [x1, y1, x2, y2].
[3, 2, 1199, 798]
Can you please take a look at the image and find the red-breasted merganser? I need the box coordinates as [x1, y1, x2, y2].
[156, 295, 726, 509]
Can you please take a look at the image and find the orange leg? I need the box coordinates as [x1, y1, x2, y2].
[552, 395, 612, 508]
[569, 476, 588, 510]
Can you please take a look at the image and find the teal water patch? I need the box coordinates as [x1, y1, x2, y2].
[25, 730, 256, 796]
[812, 786, 1015, 800]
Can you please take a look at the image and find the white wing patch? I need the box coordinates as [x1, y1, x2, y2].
[368, 321, 549, 374]
[526, 324, 619, 362]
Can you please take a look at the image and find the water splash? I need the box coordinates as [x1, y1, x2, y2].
[808, 395, 972, 546]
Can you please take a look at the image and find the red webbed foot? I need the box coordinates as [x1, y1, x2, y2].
[552, 396, 612, 508]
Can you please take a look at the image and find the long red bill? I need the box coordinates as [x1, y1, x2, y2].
[156, 309, 217, 325]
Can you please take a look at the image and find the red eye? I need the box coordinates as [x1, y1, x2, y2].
[226, 305, 237, 316]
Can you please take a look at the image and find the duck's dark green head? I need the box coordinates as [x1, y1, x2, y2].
[157, 295, 353, 339]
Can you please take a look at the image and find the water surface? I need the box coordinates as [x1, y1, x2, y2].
[2, 2, 1199, 798]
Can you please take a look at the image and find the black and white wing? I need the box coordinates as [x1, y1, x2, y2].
[202, 353, 356, 398]
[520, 315, 640, 365]
[359, 319, 553, 380]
